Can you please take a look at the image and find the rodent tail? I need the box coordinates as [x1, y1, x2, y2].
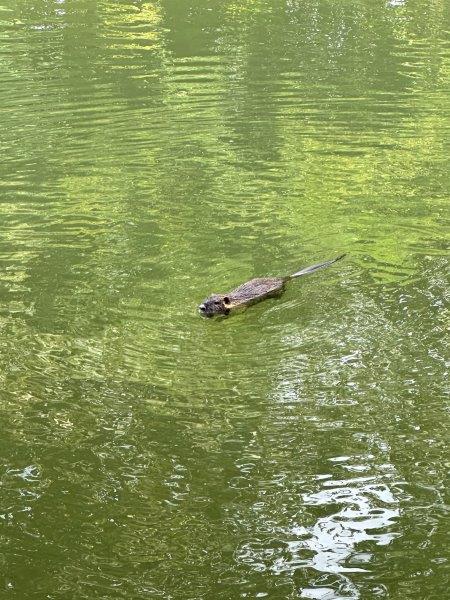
[290, 254, 346, 278]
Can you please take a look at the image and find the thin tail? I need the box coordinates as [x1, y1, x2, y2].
[290, 254, 346, 278]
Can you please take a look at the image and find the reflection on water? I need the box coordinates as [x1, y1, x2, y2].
[0, 0, 449, 598]
[234, 429, 404, 598]
[299, 464, 400, 598]
[303, 477, 399, 568]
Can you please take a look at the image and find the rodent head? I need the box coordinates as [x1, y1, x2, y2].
[198, 294, 231, 317]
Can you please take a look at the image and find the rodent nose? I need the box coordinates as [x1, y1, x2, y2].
[199, 304, 206, 312]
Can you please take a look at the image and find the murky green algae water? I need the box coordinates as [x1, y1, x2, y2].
[0, 0, 449, 598]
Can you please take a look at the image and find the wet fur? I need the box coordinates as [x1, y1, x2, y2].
[199, 255, 345, 318]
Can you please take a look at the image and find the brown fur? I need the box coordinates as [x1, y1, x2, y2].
[198, 255, 345, 317]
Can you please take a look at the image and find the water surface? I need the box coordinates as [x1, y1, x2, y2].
[0, 1, 448, 598]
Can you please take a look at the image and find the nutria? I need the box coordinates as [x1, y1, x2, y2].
[198, 254, 345, 317]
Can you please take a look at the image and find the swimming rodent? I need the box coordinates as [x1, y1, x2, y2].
[198, 254, 346, 317]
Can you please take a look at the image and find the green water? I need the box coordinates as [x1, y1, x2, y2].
[0, 0, 448, 598]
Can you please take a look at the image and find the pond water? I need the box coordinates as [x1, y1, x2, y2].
[0, 1, 448, 598]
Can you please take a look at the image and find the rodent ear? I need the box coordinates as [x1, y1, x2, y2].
[223, 296, 230, 305]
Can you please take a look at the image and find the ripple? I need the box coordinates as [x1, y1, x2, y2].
[0, 1, 448, 598]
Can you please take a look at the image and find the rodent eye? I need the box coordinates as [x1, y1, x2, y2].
[214, 300, 221, 305]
